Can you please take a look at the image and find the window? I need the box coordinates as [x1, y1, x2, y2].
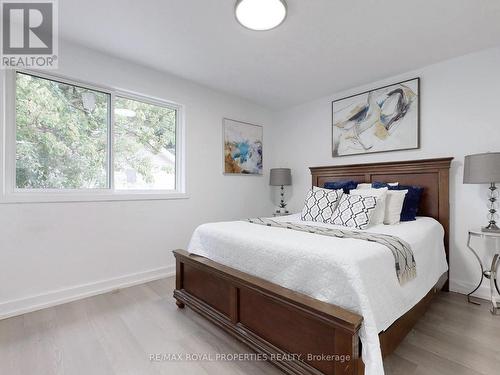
[114, 96, 177, 190]
[15, 72, 110, 189]
[3, 71, 185, 202]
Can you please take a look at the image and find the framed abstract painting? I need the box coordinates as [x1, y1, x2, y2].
[332, 78, 420, 157]
[223, 118, 263, 175]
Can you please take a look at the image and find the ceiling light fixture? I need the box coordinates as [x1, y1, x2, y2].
[235, 0, 287, 31]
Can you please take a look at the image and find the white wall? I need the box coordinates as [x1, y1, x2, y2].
[269, 47, 500, 300]
[2, 41, 498, 319]
[0, 41, 275, 318]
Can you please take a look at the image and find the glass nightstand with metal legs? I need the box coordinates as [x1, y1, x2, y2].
[466, 229, 500, 315]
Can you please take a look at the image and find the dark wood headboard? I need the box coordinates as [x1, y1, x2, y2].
[310, 157, 453, 290]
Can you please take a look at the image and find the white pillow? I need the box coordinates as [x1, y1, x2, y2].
[330, 194, 378, 229]
[301, 187, 343, 223]
[350, 187, 388, 225]
[384, 190, 408, 225]
[313, 186, 335, 193]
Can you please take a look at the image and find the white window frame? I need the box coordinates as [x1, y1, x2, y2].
[0, 69, 187, 203]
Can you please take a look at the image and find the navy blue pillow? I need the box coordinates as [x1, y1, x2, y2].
[371, 182, 424, 221]
[323, 180, 358, 194]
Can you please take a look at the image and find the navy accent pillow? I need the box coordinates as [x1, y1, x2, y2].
[372, 182, 424, 221]
[323, 180, 358, 194]
[372, 182, 394, 189]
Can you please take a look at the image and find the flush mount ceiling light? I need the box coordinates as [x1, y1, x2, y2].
[235, 0, 287, 31]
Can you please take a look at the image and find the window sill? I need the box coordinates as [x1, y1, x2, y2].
[0, 191, 190, 204]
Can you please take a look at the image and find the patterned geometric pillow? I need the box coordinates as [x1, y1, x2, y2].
[301, 187, 343, 223]
[330, 194, 377, 229]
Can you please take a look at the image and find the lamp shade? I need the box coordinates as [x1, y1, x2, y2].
[270, 168, 291, 186]
[464, 152, 500, 183]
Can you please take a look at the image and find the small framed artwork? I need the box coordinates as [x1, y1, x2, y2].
[332, 78, 419, 157]
[223, 118, 263, 175]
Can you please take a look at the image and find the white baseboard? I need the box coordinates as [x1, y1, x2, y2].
[0, 265, 175, 320]
[450, 278, 497, 301]
[3, 270, 494, 321]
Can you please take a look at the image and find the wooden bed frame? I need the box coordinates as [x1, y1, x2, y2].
[173, 157, 452, 375]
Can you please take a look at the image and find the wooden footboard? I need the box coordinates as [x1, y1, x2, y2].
[173, 249, 364, 375]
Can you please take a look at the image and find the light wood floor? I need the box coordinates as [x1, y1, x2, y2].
[0, 277, 499, 375]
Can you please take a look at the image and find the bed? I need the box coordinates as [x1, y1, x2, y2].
[173, 157, 452, 375]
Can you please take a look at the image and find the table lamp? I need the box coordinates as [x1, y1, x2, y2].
[270, 168, 292, 213]
[464, 152, 500, 232]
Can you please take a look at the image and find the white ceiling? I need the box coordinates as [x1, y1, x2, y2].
[60, 0, 500, 109]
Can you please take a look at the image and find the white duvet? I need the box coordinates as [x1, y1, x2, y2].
[188, 214, 448, 375]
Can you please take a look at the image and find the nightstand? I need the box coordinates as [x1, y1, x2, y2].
[466, 229, 500, 315]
